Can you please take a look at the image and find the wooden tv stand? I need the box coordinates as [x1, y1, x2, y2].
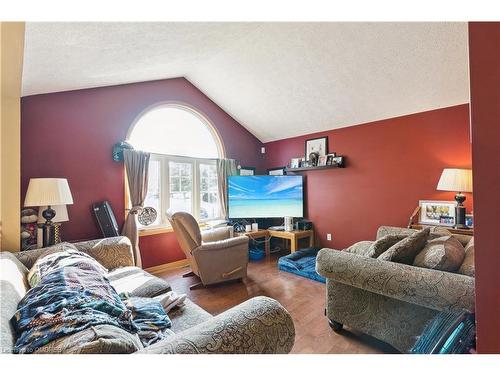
[236, 228, 315, 257]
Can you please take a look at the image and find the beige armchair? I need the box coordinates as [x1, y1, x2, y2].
[167, 210, 249, 289]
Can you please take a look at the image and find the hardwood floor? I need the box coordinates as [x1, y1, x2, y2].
[155, 251, 398, 354]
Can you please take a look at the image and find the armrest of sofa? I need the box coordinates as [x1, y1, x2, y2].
[138, 296, 295, 354]
[316, 248, 475, 312]
[72, 236, 135, 269]
[201, 226, 232, 242]
[195, 236, 249, 252]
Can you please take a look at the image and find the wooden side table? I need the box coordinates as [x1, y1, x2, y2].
[268, 229, 315, 253]
[235, 228, 315, 255]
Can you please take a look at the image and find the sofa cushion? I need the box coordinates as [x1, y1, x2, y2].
[378, 228, 430, 264]
[458, 238, 475, 277]
[168, 298, 212, 333]
[35, 324, 143, 354]
[344, 241, 374, 257]
[413, 236, 465, 272]
[366, 234, 408, 258]
[0, 252, 29, 353]
[107, 266, 171, 297]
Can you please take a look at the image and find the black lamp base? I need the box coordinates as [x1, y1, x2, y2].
[41, 205, 57, 247]
[42, 222, 56, 247]
[454, 193, 469, 229]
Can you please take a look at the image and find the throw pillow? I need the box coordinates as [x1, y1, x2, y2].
[428, 226, 453, 239]
[344, 241, 374, 257]
[378, 228, 430, 264]
[457, 238, 475, 277]
[366, 234, 407, 258]
[413, 235, 465, 272]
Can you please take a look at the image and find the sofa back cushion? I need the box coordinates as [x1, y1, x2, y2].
[458, 238, 475, 277]
[344, 241, 374, 257]
[413, 235, 465, 272]
[378, 228, 430, 264]
[366, 234, 408, 258]
[0, 252, 29, 353]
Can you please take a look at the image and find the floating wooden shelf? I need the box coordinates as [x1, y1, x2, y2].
[285, 164, 345, 173]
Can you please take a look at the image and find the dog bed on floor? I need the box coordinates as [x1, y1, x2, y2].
[278, 247, 325, 283]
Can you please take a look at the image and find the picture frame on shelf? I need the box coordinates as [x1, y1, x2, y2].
[267, 167, 286, 176]
[305, 136, 328, 161]
[290, 157, 302, 169]
[465, 214, 474, 228]
[418, 200, 457, 226]
[318, 155, 327, 166]
[326, 153, 337, 165]
[238, 166, 256, 176]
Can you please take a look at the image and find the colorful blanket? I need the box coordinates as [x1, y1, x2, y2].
[11, 249, 171, 353]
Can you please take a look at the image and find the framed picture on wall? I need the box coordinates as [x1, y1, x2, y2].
[305, 136, 328, 161]
[267, 167, 286, 175]
[238, 166, 256, 176]
[419, 200, 457, 226]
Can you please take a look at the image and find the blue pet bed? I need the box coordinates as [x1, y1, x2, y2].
[278, 247, 325, 283]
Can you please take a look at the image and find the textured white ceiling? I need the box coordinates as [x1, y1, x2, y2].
[22, 22, 470, 142]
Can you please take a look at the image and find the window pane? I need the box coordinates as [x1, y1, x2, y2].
[169, 161, 192, 214]
[128, 106, 220, 158]
[199, 163, 219, 220]
[140, 159, 161, 227]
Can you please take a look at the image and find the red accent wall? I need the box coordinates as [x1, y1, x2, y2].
[264, 104, 472, 250]
[468, 22, 500, 354]
[21, 77, 263, 268]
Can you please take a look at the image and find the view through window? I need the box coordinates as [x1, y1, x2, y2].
[128, 105, 223, 227]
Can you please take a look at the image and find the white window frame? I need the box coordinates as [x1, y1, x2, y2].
[138, 153, 221, 233]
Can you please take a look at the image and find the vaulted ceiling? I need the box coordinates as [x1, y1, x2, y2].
[22, 22, 470, 142]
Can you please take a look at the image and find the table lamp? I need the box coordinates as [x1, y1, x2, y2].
[37, 205, 69, 247]
[24, 178, 73, 247]
[436, 168, 473, 229]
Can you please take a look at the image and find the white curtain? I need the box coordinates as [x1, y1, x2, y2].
[216, 159, 237, 219]
[122, 149, 150, 268]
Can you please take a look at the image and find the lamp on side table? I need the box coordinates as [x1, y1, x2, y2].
[437, 168, 473, 229]
[24, 178, 74, 247]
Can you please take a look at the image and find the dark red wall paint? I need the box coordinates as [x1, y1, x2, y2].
[468, 22, 500, 354]
[264, 104, 472, 250]
[21, 78, 264, 268]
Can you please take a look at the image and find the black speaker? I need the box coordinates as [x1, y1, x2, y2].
[93, 201, 120, 238]
[296, 220, 313, 231]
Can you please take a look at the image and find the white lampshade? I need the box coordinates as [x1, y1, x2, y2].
[37, 205, 69, 223]
[24, 178, 74, 207]
[437, 169, 473, 193]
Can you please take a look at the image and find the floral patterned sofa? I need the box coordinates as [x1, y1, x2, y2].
[316, 226, 475, 353]
[1, 236, 295, 354]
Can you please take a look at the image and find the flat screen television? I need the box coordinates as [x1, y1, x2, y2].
[228, 175, 304, 219]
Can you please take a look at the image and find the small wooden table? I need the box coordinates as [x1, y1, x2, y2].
[409, 224, 473, 236]
[236, 228, 315, 256]
[267, 229, 314, 253]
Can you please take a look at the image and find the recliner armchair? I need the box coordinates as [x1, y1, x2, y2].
[167, 210, 249, 289]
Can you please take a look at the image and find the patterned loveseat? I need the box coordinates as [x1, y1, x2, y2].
[316, 226, 475, 353]
[1, 236, 295, 354]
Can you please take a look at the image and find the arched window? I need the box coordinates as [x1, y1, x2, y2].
[127, 104, 224, 228]
[128, 104, 223, 158]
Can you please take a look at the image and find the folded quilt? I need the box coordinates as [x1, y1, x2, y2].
[11, 248, 171, 353]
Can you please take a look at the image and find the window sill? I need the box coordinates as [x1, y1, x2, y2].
[138, 220, 223, 237]
[138, 226, 174, 237]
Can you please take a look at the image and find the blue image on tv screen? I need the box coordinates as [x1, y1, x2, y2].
[228, 175, 303, 218]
